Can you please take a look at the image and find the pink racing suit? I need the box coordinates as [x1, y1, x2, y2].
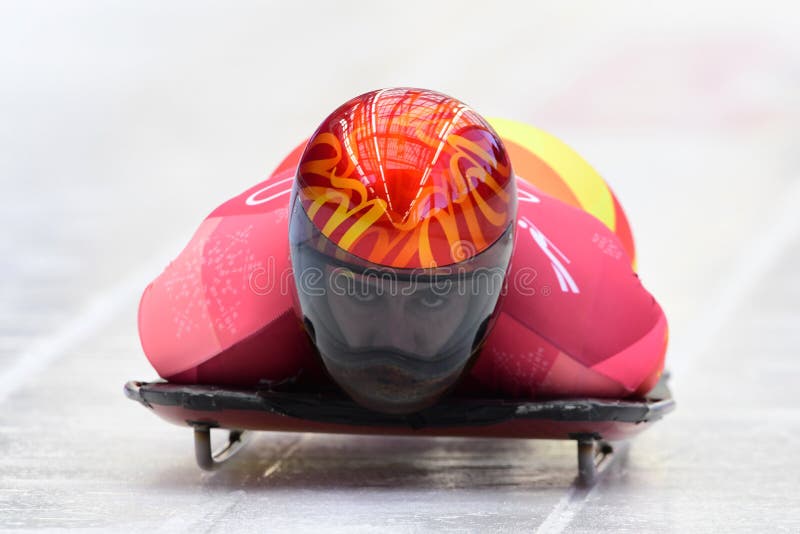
[138, 125, 667, 400]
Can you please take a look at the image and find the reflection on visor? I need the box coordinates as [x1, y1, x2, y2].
[290, 200, 513, 414]
[323, 267, 476, 360]
[318, 341, 473, 414]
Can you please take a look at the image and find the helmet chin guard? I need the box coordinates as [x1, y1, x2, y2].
[289, 88, 516, 414]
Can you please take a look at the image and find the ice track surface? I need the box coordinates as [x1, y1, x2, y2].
[1, 2, 799, 532]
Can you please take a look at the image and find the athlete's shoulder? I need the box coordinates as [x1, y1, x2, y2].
[489, 117, 636, 270]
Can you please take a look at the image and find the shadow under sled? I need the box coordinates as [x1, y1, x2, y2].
[124, 374, 675, 486]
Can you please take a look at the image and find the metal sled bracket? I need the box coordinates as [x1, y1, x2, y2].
[190, 423, 249, 471]
[572, 433, 617, 486]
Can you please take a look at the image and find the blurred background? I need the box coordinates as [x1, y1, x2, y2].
[1, 1, 798, 531]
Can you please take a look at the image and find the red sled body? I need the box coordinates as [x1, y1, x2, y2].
[124, 374, 673, 485]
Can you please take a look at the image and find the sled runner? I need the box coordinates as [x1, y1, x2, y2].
[124, 374, 674, 485]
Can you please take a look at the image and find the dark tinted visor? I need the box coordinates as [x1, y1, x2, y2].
[289, 197, 513, 414]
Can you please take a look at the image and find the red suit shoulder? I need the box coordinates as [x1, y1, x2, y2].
[137, 142, 324, 386]
[470, 179, 667, 398]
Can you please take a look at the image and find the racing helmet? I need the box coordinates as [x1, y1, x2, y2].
[289, 88, 517, 414]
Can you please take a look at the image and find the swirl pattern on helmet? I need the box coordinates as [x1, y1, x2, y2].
[295, 88, 515, 269]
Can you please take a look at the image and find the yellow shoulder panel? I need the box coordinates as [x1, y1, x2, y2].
[488, 117, 616, 232]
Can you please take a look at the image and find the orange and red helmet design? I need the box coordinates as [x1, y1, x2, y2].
[294, 88, 516, 269]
